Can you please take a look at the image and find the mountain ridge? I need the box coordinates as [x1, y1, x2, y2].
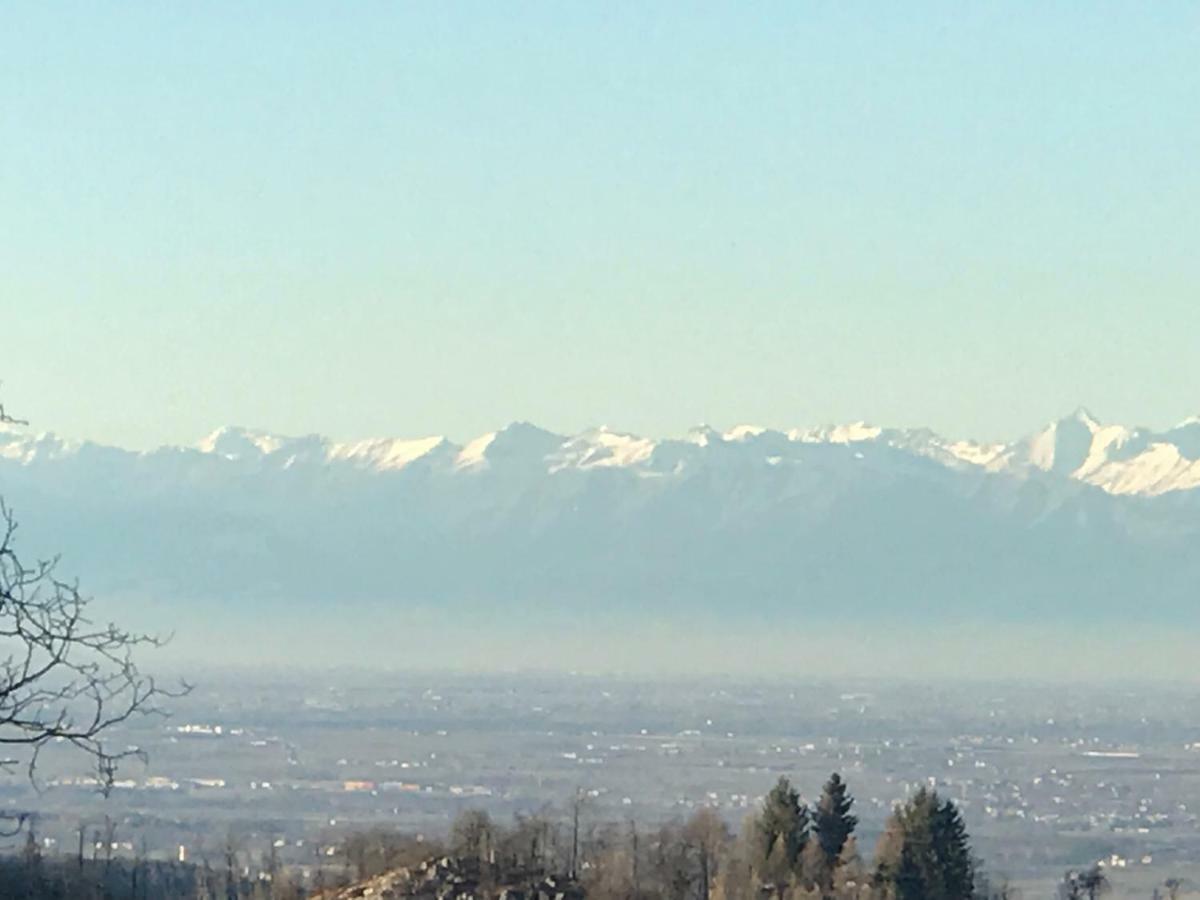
[2, 410, 1199, 637]
[6, 411, 1200, 496]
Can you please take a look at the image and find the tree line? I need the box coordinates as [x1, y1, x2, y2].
[574, 772, 980, 900]
[322, 772, 987, 900]
[0, 771, 1182, 898]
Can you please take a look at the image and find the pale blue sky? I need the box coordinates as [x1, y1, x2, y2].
[3, 4, 1198, 448]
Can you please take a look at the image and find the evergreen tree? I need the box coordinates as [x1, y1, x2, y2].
[872, 787, 975, 900]
[813, 773, 858, 874]
[930, 795, 975, 900]
[756, 777, 810, 883]
[894, 839, 928, 900]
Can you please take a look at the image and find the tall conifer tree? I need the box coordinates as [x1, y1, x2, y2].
[872, 787, 975, 900]
[814, 773, 858, 872]
[756, 776, 809, 878]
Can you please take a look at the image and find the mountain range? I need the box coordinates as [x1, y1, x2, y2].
[2, 410, 1199, 647]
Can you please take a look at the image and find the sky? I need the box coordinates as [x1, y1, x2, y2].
[3, 3, 1199, 450]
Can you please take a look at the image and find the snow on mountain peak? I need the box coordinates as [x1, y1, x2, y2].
[10, 409, 1200, 496]
[1025, 409, 1105, 474]
[976, 408, 1200, 495]
[724, 424, 767, 442]
[197, 426, 288, 460]
[328, 435, 452, 471]
[551, 427, 656, 471]
[455, 422, 565, 472]
[1068, 406, 1102, 430]
[684, 425, 722, 447]
[0, 429, 78, 463]
[456, 432, 497, 470]
[790, 422, 883, 445]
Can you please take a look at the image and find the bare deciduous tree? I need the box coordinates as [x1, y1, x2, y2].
[0, 399, 185, 830]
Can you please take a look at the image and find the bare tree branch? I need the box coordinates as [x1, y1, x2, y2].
[0, 396, 27, 428]
[0, 397, 188, 815]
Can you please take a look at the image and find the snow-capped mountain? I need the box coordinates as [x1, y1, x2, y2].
[85, 411, 1200, 496]
[992, 408, 1200, 496]
[11, 409, 1199, 493]
[1, 412, 1199, 632]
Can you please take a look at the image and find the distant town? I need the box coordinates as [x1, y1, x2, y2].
[5, 670, 1200, 896]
